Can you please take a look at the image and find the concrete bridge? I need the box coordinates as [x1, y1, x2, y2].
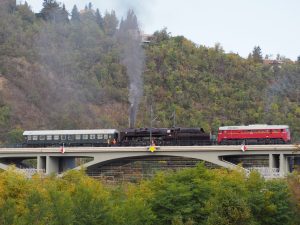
[0, 145, 299, 177]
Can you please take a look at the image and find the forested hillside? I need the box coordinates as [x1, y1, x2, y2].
[0, 1, 299, 145]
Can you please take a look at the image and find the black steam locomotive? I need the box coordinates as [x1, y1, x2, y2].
[120, 127, 211, 146]
[23, 127, 212, 147]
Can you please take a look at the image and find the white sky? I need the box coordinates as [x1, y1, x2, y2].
[19, 0, 300, 60]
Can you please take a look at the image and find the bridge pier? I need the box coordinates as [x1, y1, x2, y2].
[269, 154, 276, 169]
[279, 154, 289, 176]
[268, 153, 289, 177]
[40, 156, 76, 175]
[46, 156, 59, 174]
[37, 156, 46, 172]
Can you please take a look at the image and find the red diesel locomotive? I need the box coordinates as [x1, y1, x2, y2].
[217, 124, 291, 145]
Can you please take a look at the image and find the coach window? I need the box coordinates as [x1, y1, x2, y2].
[97, 134, 103, 139]
[46, 135, 52, 140]
[61, 135, 66, 140]
[104, 134, 108, 139]
[68, 135, 73, 140]
[39, 135, 45, 140]
[33, 136, 38, 141]
[27, 136, 32, 141]
[90, 134, 95, 140]
[54, 135, 59, 140]
[75, 134, 81, 140]
[83, 134, 88, 140]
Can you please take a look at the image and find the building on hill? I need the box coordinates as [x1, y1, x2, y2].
[263, 59, 284, 66]
[141, 34, 152, 44]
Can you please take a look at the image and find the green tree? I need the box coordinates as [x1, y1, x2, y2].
[205, 189, 253, 225]
[251, 46, 263, 63]
[7, 127, 23, 145]
[0, 199, 18, 225]
[16, 2, 35, 23]
[71, 4, 80, 22]
[48, 188, 75, 225]
[103, 10, 118, 36]
[40, 0, 68, 22]
[95, 8, 104, 29]
[71, 178, 110, 225]
[20, 190, 51, 225]
[146, 164, 213, 225]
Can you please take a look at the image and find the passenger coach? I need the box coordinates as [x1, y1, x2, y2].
[23, 129, 119, 147]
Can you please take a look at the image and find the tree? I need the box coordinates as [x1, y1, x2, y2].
[103, 10, 118, 36]
[251, 46, 263, 63]
[16, 1, 35, 23]
[205, 190, 253, 225]
[71, 177, 110, 225]
[7, 127, 23, 145]
[95, 9, 103, 29]
[0, 199, 18, 225]
[88, 2, 93, 10]
[0, 0, 16, 14]
[40, 0, 68, 23]
[153, 28, 171, 42]
[71, 4, 80, 22]
[61, 4, 69, 22]
[20, 190, 51, 225]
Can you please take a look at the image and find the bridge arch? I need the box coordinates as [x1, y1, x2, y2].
[75, 151, 237, 172]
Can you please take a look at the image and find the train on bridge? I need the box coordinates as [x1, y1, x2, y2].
[22, 124, 291, 147]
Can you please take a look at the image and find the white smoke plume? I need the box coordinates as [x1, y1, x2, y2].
[117, 10, 145, 128]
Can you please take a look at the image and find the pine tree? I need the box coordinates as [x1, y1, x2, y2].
[95, 9, 103, 29]
[103, 10, 118, 36]
[71, 5, 80, 22]
[251, 46, 263, 63]
[40, 0, 60, 21]
[88, 2, 93, 10]
[61, 4, 69, 22]
[40, 0, 68, 22]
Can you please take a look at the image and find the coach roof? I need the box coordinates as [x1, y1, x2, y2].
[219, 124, 289, 131]
[23, 129, 119, 136]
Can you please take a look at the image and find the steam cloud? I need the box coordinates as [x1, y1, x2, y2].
[117, 10, 145, 128]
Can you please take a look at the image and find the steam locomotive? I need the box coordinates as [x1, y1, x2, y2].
[22, 124, 291, 147]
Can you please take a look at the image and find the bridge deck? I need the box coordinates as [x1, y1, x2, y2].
[0, 144, 298, 153]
